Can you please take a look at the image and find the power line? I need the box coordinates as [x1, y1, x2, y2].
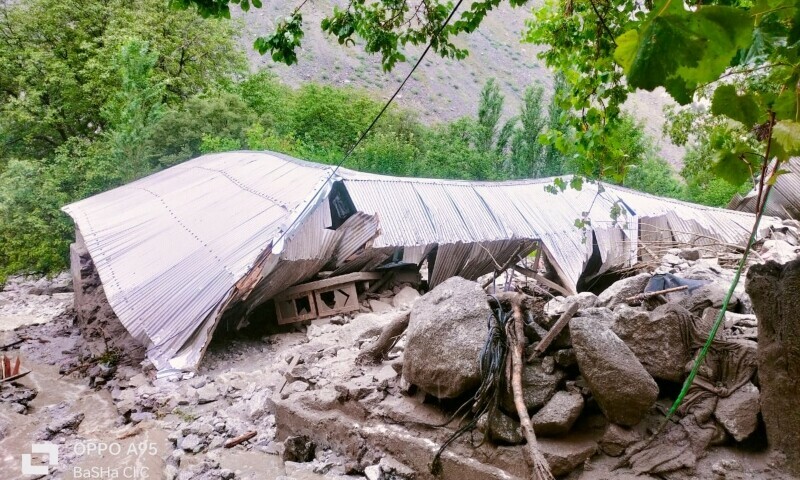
[271, 0, 465, 247]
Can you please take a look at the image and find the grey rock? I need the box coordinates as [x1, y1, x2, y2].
[679, 248, 701, 261]
[196, 384, 219, 404]
[715, 382, 760, 442]
[43, 411, 84, 438]
[612, 304, 693, 382]
[599, 423, 640, 456]
[402, 277, 490, 398]
[553, 349, 576, 367]
[544, 292, 597, 319]
[663, 253, 682, 265]
[180, 433, 205, 453]
[531, 390, 584, 436]
[368, 299, 393, 313]
[478, 408, 523, 444]
[501, 358, 566, 413]
[596, 273, 651, 308]
[571, 316, 658, 426]
[680, 283, 739, 316]
[392, 286, 420, 308]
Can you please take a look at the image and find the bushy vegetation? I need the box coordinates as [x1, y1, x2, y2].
[0, 0, 724, 280]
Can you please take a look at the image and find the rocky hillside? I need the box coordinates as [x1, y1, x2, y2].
[234, 1, 685, 166]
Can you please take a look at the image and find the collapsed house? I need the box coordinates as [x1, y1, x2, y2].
[729, 157, 800, 219]
[62, 151, 759, 371]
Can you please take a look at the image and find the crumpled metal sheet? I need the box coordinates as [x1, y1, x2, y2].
[63, 151, 763, 371]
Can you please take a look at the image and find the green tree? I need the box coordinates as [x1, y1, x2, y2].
[0, 0, 244, 160]
[508, 85, 547, 178]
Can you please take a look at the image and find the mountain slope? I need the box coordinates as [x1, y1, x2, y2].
[234, 2, 684, 166]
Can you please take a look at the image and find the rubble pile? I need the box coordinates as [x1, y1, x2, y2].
[3, 220, 800, 479]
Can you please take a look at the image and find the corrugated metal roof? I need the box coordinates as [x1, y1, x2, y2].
[730, 158, 800, 219]
[63, 152, 336, 370]
[64, 151, 763, 371]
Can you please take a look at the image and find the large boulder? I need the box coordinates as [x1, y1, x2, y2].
[746, 260, 800, 476]
[612, 304, 693, 382]
[402, 277, 489, 398]
[596, 273, 651, 308]
[570, 316, 658, 426]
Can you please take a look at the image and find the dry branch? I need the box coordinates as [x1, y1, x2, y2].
[623, 285, 688, 303]
[356, 310, 410, 365]
[508, 300, 555, 480]
[224, 431, 257, 448]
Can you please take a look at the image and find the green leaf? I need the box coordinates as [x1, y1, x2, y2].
[774, 88, 799, 122]
[614, 3, 754, 105]
[710, 85, 763, 127]
[712, 150, 752, 186]
[772, 120, 800, 155]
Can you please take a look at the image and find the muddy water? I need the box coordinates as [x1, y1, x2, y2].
[0, 359, 169, 480]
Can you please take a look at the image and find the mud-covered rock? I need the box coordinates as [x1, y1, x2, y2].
[531, 390, 584, 436]
[477, 408, 523, 444]
[402, 277, 489, 398]
[570, 316, 658, 426]
[539, 435, 598, 476]
[599, 423, 641, 456]
[747, 259, 800, 476]
[596, 273, 651, 308]
[612, 304, 693, 382]
[715, 382, 760, 442]
[500, 358, 566, 413]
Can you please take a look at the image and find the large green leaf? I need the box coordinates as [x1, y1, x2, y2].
[712, 150, 753, 186]
[773, 120, 800, 155]
[711, 85, 763, 127]
[614, 2, 754, 105]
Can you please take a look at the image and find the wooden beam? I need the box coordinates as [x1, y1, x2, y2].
[534, 302, 580, 355]
[513, 265, 572, 297]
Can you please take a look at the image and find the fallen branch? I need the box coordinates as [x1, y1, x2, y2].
[356, 310, 410, 365]
[624, 285, 688, 304]
[534, 302, 579, 355]
[224, 431, 257, 448]
[508, 301, 554, 480]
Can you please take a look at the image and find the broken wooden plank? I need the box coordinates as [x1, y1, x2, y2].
[534, 302, 580, 355]
[279, 271, 383, 297]
[513, 265, 572, 297]
[277, 355, 300, 394]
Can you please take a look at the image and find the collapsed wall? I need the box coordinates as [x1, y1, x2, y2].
[69, 229, 145, 364]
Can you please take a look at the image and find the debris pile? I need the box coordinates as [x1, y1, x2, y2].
[3, 219, 800, 479]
